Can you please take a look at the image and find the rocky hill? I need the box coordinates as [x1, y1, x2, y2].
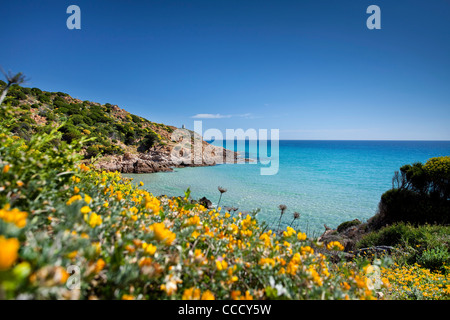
[0, 81, 237, 173]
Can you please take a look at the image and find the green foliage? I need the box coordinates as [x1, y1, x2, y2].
[336, 219, 361, 233]
[418, 247, 450, 272]
[2, 98, 19, 107]
[59, 124, 82, 143]
[372, 157, 450, 228]
[395, 157, 450, 200]
[0, 83, 171, 160]
[357, 223, 450, 270]
[131, 114, 141, 123]
[38, 94, 51, 104]
[31, 88, 42, 96]
[70, 114, 86, 126]
[138, 131, 161, 152]
[7, 87, 27, 100]
[0, 123, 83, 213]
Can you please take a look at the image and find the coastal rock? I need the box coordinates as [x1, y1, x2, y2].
[198, 197, 214, 209]
[356, 246, 395, 255]
[93, 138, 240, 174]
[318, 221, 369, 252]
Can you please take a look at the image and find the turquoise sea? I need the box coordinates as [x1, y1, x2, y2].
[125, 140, 450, 236]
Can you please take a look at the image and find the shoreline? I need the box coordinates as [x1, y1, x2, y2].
[92, 143, 249, 174]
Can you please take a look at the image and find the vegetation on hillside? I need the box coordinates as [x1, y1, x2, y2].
[0, 81, 174, 159]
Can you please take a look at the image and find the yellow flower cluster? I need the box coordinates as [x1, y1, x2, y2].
[148, 222, 176, 245]
[424, 156, 450, 175]
[182, 287, 215, 300]
[0, 236, 20, 270]
[381, 263, 450, 300]
[327, 241, 344, 251]
[283, 226, 296, 237]
[0, 204, 27, 228]
[142, 242, 157, 255]
[88, 213, 102, 228]
[144, 195, 161, 214]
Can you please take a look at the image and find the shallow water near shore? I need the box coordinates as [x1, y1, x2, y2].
[125, 140, 450, 236]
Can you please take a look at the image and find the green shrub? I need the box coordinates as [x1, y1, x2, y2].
[337, 219, 361, 233]
[8, 89, 27, 100]
[70, 114, 86, 126]
[54, 100, 70, 109]
[131, 114, 141, 123]
[138, 131, 160, 152]
[21, 87, 32, 95]
[59, 124, 82, 143]
[31, 87, 42, 96]
[38, 94, 51, 104]
[418, 247, 450, 272]
[372, 157, 450, 228]
[53, 96, 66, 104]
[357, 223, 450, 270]
[3, 97, 19, 106]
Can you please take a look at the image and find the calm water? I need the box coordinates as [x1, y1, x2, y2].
[125, 140, 450, 235]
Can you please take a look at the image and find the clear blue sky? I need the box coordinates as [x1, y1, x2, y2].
[1, 0, 449, 140]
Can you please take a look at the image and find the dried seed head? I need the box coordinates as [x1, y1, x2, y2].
[218, 186, 227, 194]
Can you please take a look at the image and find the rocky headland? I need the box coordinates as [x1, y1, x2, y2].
[93, 140, 242, 173]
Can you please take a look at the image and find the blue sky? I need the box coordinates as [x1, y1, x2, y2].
[1, 0, 449, 140]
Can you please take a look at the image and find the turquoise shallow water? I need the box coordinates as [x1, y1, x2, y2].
[125, 140, 450, 236]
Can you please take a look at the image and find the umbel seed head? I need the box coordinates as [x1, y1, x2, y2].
[278, 204, 287, 214]
[218, 186, 227, 194]
[293, 212, 300, 219]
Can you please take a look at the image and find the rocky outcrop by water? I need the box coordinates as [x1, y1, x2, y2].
[93, 143, 241, 173]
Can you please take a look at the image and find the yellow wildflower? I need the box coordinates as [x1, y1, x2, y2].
[81, 206, 92, 214]
[201, 290, 215, 300]
[88, 213, 102, 228]
[0, 236, 20, 270]
[182, 287, 201, 300]
[149, 222, 176, 245]
[2, 164, 10, 174]
[67, 195, 82, 205]
[297, 232, 307, 241]
[142, 242, 157, 255]
[95, 258, 106, 273]
[84, 194, 92, 204]
[326, 241, 344, 251]
[0, 204, 27, 228]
